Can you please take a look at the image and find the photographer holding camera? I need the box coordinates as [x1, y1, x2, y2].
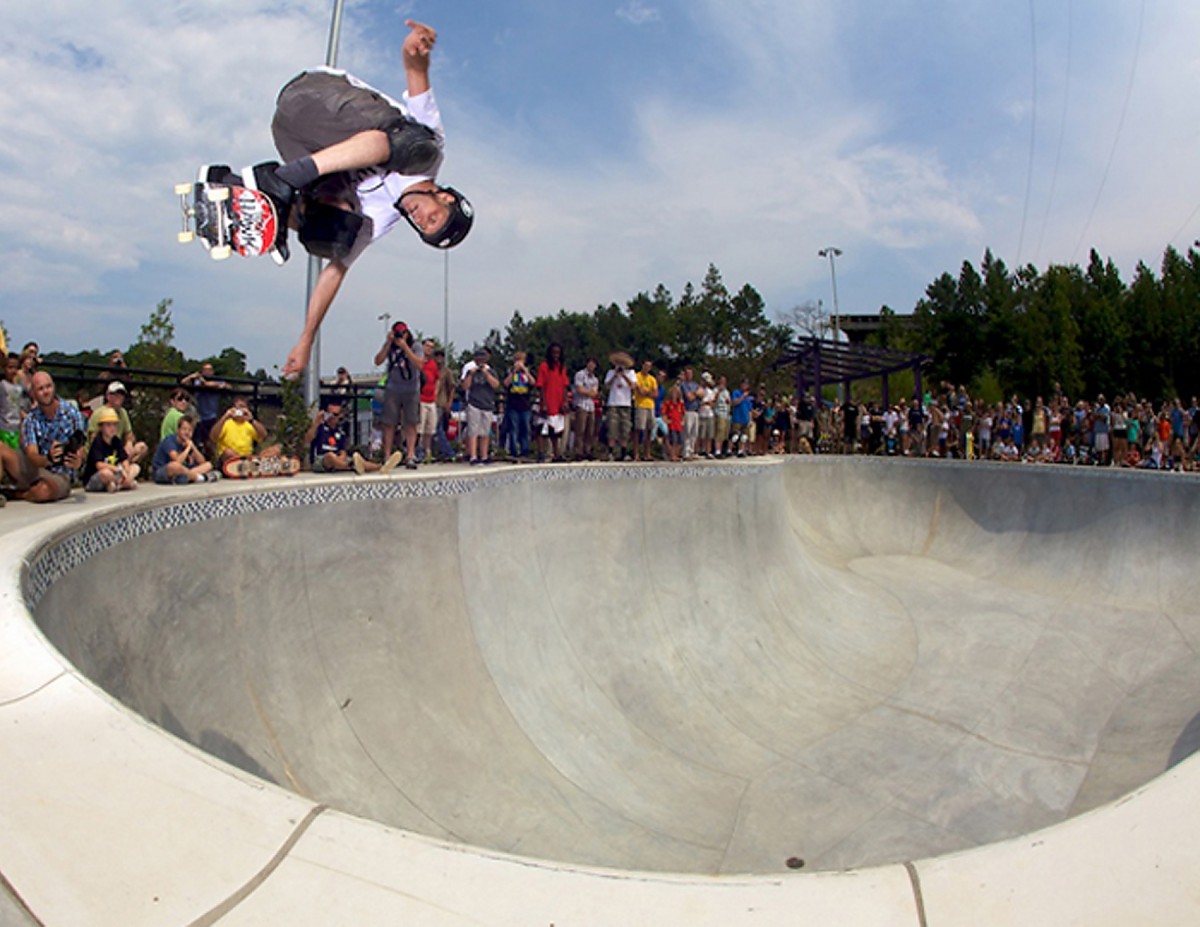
[213, 396, 281, 466]
[18, 371, 86, 502]
[373, 320, 425, 470]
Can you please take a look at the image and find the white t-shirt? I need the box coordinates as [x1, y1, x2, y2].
[604, 368, 635, 407]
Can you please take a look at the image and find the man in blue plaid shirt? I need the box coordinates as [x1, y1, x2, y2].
[20, 371, 86, 502]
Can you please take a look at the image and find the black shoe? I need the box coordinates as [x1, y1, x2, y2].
[245, 162, 296, 263]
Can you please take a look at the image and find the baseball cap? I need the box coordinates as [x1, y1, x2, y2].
[107, 381, 127, 394]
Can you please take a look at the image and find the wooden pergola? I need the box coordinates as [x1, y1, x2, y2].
[775, 336, 931, 406]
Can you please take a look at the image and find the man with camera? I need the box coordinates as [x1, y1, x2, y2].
[213, 396, 281, 466]
[18, 371, 86, 502]
[305, 401, 391, 475]
[373, 320, 424, 469]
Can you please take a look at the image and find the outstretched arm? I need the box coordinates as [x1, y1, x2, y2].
[402, 20, 436, 97]
[283, 261, 349, 378]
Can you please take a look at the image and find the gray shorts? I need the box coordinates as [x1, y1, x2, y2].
[466, 405, 493, 438]
[635, 406, 655, 434]
[698, 415, 716, 440]
[382, 389, 419, 427]
[272, 70, 407, 163]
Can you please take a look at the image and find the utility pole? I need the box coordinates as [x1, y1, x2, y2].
[817, 247, 843, 341]
[302, 0, 346, 406]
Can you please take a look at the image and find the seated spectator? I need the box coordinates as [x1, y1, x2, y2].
[0, 353, 23, 449]
[213, 396, 280, 464]
[19, 371, 86, 502]
[305, 401, 392, 475]
[87, 381, 149, 467]
[160, 388, 192, 440]
[152, 415, 218, 484]
[82, 407, 139, 492]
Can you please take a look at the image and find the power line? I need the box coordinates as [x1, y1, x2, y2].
[1034, 0, 1072, 263]
[1071, 0, 1146, 264]
[1015, 0, 1038, 266]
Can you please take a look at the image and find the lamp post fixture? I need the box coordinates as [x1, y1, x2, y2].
[303, 0, 346, 407]
[817, 246, 843, 342]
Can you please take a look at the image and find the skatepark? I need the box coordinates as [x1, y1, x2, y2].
[1, 456, 1199, 924]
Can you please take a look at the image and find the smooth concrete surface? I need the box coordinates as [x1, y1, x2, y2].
[1, 458, 1199, 925]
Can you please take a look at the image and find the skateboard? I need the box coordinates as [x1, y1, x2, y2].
[175, 165, 284, 264]
[221, 455, 302, 479]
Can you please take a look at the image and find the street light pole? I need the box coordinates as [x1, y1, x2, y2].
[302, 0, 346, 407]
[817, 246, 843, 342]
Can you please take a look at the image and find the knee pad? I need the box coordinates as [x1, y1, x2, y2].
[384, 119, 441, 175]
[298, 199, 367, 261]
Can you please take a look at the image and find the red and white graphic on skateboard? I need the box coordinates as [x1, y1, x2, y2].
[229, 189, 277, 256]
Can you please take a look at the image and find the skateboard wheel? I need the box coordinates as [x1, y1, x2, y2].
[210, 245, 232, 260]
[174, 182, 192, 195]
[177, 231, 194, 243]
[208, 186, 230, 202]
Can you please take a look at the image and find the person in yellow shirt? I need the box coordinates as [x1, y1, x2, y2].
[213, 396, 280, 464]
[633, 359, 658, 462]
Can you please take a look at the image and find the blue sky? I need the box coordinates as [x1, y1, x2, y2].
[2, 0, 1198, 375]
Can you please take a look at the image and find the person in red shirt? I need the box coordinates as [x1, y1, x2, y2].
[535, 342, 570, 462]
[661, 384, 685, 462]
[418, 338, 440, 461]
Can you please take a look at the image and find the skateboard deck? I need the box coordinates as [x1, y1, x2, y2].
[175, 165, 281, 262]
[221, 455, 301, 479]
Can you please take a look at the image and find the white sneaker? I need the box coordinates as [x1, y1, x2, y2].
[352, 451, 367, 475]
[380, 451, 404, 473]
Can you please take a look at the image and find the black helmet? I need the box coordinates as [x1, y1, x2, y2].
[396, 186, 474, 249]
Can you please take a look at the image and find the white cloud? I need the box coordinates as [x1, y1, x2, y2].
[616, 2, 662, 26]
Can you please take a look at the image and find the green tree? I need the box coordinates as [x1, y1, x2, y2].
[126, 298, 186, 372]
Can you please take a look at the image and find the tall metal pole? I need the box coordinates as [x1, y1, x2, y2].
[818, 247, 843, 341]
[303, 0, 346, 407]
[443, 252, 450, 351]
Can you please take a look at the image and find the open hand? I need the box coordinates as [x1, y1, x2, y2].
[402, 20, 437, 69]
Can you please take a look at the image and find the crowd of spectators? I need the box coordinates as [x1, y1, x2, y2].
[6, 332, 1198, 508]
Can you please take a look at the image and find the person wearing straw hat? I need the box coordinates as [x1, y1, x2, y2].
[604, 351, 636, 461]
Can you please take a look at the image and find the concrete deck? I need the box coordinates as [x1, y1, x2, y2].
[1, 457, 1198, 924]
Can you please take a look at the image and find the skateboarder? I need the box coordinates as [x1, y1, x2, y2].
[261, 20, 474, 378]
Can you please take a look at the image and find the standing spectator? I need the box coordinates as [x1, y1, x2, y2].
[502, 350, 535, 461]
[82, 407, 139, 492]
[1093, 394, 1111, 466]
[604, 352, 636, 461]
[333, 366, 354, 396]
[20, 371, 86, 502]
[160, 388, 192, 440]
[17, 342, 40, 396]
[713, 375, 732, 457]
[730, 380, 753, 456]
[418, 338, 440, 462]
[661, 384, 685, 461]
[434, 348, 459, 460]
[373, 320, 424, 469]
[572, 357, 600, 461]
[678, 367, 702, 460]
[633, 359, 658, 461]
[181, 362, 229, 453]
[87, 381, 149, 468]
[152, 415, 217, 484]
[697, 372, 717, 458]
[462, 348, 500, 464]
[535, 342, 570, 462]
